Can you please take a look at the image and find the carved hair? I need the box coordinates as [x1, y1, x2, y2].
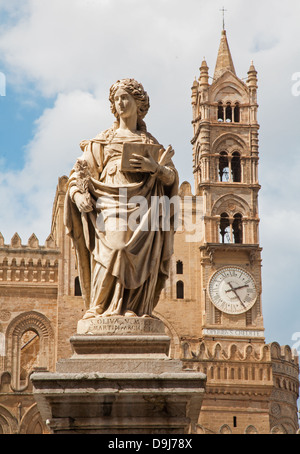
[109, 78, 150, 132]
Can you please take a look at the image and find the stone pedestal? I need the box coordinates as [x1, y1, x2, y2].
[31, 317, 206, 434]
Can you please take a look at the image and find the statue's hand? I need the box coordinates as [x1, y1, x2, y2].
[158, 145, 174, 166]
[129, 152, 158, 173]
[74, 192, 94, 212]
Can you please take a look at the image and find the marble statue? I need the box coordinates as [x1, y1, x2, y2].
[64, 78, 178, 319]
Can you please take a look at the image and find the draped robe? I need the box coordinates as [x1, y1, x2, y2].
[64, 127, 178, 318]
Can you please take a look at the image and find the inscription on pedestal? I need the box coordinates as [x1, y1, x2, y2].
[77, 316, 165, 335]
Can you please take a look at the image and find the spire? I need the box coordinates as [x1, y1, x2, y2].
[199, 58, 209, 87]
[247, 60, 258, 89]
[213, 29, 236, 81]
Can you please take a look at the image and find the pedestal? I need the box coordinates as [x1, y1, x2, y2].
[31, 317, 206, 434]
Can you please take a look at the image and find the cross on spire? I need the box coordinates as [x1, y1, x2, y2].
[220, 6, 227, 30]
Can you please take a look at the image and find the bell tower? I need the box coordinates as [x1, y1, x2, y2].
[156, 28, 298, 434]
[191, 29, 263, 339]
[176, 28, 298, 435]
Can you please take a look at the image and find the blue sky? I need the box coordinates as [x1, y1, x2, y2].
[0, 0, 299, 354]
[0, 84, 53, 171]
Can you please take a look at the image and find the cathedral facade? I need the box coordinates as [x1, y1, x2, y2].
[0, 30, 299, 434]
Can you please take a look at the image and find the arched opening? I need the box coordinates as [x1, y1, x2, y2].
[217, 102, 224, 122]
[18, 403, 47, 434]
[176, 281, 184, 299]
[219, 152, 229, 182]
[234, 102, 240, 122]
[231, 152, 241, 182]
[219, 213, 230, 243]
[6, 311, 55, 390]
[176, 260, 183, 274]
[225, 103, 232, 122]
[245, 425, 258, 434]
[20, 330, 40, 386]
[233, 213, 243, 244]
[74, 276, 82, 296]
[219, 424, 232, 434]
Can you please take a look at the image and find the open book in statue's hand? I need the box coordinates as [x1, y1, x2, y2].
[121, 143, 162, 172]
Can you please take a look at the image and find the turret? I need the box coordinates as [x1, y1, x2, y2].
[199, 58, 209, 88]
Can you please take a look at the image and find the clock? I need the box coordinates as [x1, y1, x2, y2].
[208, 266, 257, 315]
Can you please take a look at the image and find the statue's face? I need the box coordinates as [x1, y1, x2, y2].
[114, 88, 137, 120]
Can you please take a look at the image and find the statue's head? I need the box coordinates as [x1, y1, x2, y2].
[109, 78, 150, 123]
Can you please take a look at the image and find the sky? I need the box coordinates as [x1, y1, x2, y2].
[0, 0, 299, 353]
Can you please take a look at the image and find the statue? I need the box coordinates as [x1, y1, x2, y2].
[64, 78, 178, 320]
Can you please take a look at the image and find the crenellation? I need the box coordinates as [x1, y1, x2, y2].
[45, 234, 56, 249]
[10, 233, 21, 248]
[27, 233, 39, 248]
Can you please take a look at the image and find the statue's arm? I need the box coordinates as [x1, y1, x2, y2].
[151, 164, 176, 186]
[69, 183, 81, 202]
[68, 139, 104, 210]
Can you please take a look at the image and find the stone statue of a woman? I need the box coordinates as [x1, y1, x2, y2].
[64, 78, 178, 320]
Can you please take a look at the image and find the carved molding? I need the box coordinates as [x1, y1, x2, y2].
[0, 257, 59, 284]
[181, 339, 270, 362]
[18, 403, 48, 434]
[0, 404, 18, 434]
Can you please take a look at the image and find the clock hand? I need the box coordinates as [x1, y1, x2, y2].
[227, 282, 247, 308]
[225, 284, 249, 293]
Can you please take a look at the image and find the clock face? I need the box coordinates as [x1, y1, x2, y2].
[208, 267, 257, 315]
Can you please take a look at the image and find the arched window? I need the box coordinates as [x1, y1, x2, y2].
[217, 102, 224, 122]
[176, 281, 184, 299]
[6, 311, 55, 390]
[176, 260, 183, 274]
[225, 103, 232, 122]
[74, 276, 82, 296]
[231, 152, 241, 182]
[20, 330, 40, 386]
[220, 213, 230, 243]
[219, 152, 229, 182]
[219, 212, 243, 244]
[233, 213, 243, 244]
[234, 102, 240, 123]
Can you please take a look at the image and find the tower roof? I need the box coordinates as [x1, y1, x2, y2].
[213, 29, 236, 81]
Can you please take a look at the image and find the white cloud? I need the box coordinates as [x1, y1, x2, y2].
[0, 90, 110, 243]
